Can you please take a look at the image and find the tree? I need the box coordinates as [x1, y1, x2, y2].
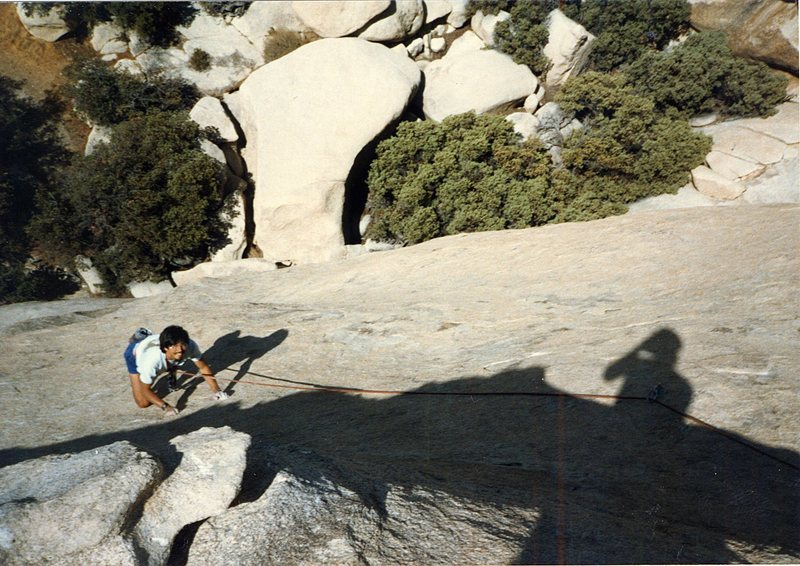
[0, 77, 77, 304]
[22, 2, 196, 47]
[62, 57, 200, 127]
[30, 111, 234, 292]
[564, 0, 690, 72]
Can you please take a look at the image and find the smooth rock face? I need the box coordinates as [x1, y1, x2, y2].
[543, 9, 595, 87]
[422, 31, 539, 121]
[173, 258, 281, 285]
[0, 442, 162, 565]
[134, 427, 250, 565]
[689, 0, 799, 74]
[225, 38, 420, 264]
[90, 22, 128, 55]
[292, 0, 390, 37]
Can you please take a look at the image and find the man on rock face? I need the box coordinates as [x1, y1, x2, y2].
[123, 325, 228, 415]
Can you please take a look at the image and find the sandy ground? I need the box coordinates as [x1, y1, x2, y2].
[0, 3, 91, 150]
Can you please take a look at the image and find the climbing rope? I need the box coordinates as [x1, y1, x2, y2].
[174, 366, 799, 472]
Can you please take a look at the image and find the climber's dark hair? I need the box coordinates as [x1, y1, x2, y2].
[160, 325, 190, 351]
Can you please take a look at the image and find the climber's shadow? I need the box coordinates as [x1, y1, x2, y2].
[174, 329, 288, 408]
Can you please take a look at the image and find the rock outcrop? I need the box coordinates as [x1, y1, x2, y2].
[134, 427, 250, 565]
[225, 38, 421, 264]
[543, 8, 595, 87]
[0, 442, 162, 565]
[633, 101, 799, 211]
[689, 0, 799, 74]
[14, 3, 69, 42]
[422, 31, 540, 121]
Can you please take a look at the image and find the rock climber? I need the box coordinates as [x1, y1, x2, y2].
[124, 325, 228, 415]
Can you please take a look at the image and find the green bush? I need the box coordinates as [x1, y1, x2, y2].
[189, 49, 213, 72]
[625, 32, 788, 118]
[22, 2, 196, 47]
[30, 111, 234, 292]
[263, 29, 320, 64]
[365, 112, 553, 244]
[199, 2, 250, 18]
[564, 0, 690, 72]
[556, 71, 711, 208]
[63, 57, 200, 126]
[493, 2, 552, 77]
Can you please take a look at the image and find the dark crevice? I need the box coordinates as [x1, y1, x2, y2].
[217, 98, 258, 258]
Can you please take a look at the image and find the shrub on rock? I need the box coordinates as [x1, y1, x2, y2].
[563, 0, 690, 72]
[30, 111, 233, 293]
[626, 31, 789, 118]
[263, 29, 320, 64]
[189, 48, 213, 72]
[63, 57, 200, 127]
[556, 71, 711, 215]
[365, 112, 553, 244]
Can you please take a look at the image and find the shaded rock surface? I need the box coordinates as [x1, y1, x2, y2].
[188, 443, 537, 565]
[0, 442, 162, 565]
[134, 427, 250, 565]
[0, 205, 798, 564]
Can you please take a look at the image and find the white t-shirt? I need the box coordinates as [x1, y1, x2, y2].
[133, 334, 202, 385]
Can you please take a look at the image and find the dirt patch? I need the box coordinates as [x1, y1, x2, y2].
[0, 4, 93, 150]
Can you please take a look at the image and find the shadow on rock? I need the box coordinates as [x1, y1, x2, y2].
[172, 328, 288, 409]
[2, 328, 797, 563]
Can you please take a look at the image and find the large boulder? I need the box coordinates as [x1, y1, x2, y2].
[0, 442, 162, 565]
[358, 0, 426, 42]
[15, 3, 70, 42]
[189, 96, 240, 143]
[292, 0, 391, 37]
[224, 38, 421, 263]
[543, 9, 594, 87]
[134, 427, 250, 565]
[689, 0, 799, 74]
[188, 444, 537, 564]
[471, 9, 510, 47]
[422, 31, 539, 121]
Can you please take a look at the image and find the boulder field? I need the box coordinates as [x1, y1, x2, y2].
[1, 204, 797, 564]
